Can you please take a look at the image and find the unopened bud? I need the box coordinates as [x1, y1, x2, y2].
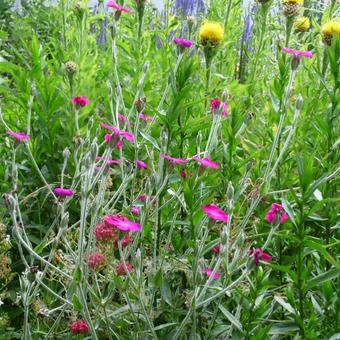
[63, 147, 71, 159]
[61, 212, 69, 229]
[291, 56, 300, 70]
[296, 94, 303, 109]
[64, 61, 78, 74]
[222, 89, 228, 103]
[187, 16, 196, 29]
[143, 61, 150, 73]
[221, 227, 228, 245]
[90, 139, 98, 161]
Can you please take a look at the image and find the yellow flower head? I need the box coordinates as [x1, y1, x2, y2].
[283, 0, 303, 3]
[199, 22, 224, 46]
[321, 20, 340, 37]
[294, 16, 310, 31]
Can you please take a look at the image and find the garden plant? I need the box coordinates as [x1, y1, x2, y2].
[0, 0, 339, 338]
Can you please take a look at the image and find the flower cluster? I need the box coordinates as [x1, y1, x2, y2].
[69, 320, 89, 334]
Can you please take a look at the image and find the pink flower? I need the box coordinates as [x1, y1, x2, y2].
[192, 156, 220, 169]
[212, 245, 221, 254]
[249, 248, 272, 266]
[70, 320, 89, 334]
[202, 267, 220, 280]
[138, 195, 146, 202]
[95, 166, 113, 174]
[131, 206, 140, 215]
[121, 234, 133, 247]
[6, 131, 30, 141]
[116, 262, 133, 276]
[95, 223, 117, 242]
[87, 253, 106, 269]
[211, 98, 228, 117]
[104, 214, 141, 232]
[107, 0, 132, 13]
[101, 123, 135, 141]
[136, 160, 148, 169]
[162, 154, 187, 165]
[265, 203, 289, 224]
[71, 96, 90, 107]
[180, 170, 193, 178]
[118, 113, 130, 125]
[96, 156, 121, 165]
[282, 48, 313, 59]
[202, 204, 229, 223]
[174, 37, 193, 48]
[139, 113, 154, 122]
[53, 187, 74, 197]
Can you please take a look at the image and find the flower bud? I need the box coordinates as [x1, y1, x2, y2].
[296, 94, 303, 110]
[63, 147, 71, 159]
[135, 97, 146, 112]
[227, 181, 234, 200]
[291, 56, 300, 70]
[221, 227, 228, 245]
[64, 61, 78, 74]
[143, 61, 150, 74]
[61, 212, 69, 229]
[282, 0, 302, 17]
[90, 139, 98, 161]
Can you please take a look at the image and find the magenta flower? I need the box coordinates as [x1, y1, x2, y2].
[139, 113, 154, 122]
[131, 206, 140, 215]
[71, 96, 90, 107]
[192, 156, 220, 169]
[104, 214, 141, 232]
[118, 113, 130, 124]
[202, 204, 229, 223]
[212, 245, 221, 254]
[54, 187, 74, 197]
[70, 320, 89, 335]
[249, 248, 272, 266]
[211, 98, 228, 117]
[95, 166, 113, 174]
[282, 48, 313, 59]
[138, 195, 146, 202]
[180, 170, 193, 178]
[96, 156, 121, 165]
[202, 267, 220, 280]
[174, 37, 193, 48]
[6, 131, 30, 142]
[101, 123, 135, 141]
[162, 154, 187, 165]
[116, 262, 133, 276]
[87, 253, 106, 269]
[136, 160, 148, 169]
[95, 223, 117, 242]
[107, 0, 132, 13]
[265, 203, 289, 224]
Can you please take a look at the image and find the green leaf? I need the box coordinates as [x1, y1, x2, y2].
[307, 267, 340, 289]
[139, 131, 160, 150]
[219, 305, 243, 332]
[269, 322, 299, 335]
[303, 238, 339, 268]
[160, 278, 173, 306]
[274, 296, 296, 314]
[72, 294, 83, 312]
[73, 267, 83, 283]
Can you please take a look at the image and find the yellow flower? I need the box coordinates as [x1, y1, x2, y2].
[199, 22, 224, 46]
[321, 20, 340, 37]
[283, 0, 303, 3]
[294, 16, 310, 32]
